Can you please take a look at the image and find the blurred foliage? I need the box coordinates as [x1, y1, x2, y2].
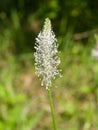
[0, 0, 98, 130]
[0, 0, 98, 53]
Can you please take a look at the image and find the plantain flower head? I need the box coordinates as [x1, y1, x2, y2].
[34, 18, 61, 89]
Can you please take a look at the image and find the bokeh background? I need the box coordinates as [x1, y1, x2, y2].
[0, 0, 98, 130]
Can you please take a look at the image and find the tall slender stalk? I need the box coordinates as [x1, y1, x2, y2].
[94, 86, 98, 128]
[34, 18, 61, 130]
[47, 88, 57, 130]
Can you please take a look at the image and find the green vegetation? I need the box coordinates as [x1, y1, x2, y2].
[0, 0, 98, 130]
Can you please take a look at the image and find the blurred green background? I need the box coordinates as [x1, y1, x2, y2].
[0, 0, 98, 130]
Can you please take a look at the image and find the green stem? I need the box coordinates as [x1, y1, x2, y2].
[95, 86, 98, 127]
[47, 87, 57, 130]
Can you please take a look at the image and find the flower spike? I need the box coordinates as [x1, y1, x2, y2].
[34, 18, 61, 89]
